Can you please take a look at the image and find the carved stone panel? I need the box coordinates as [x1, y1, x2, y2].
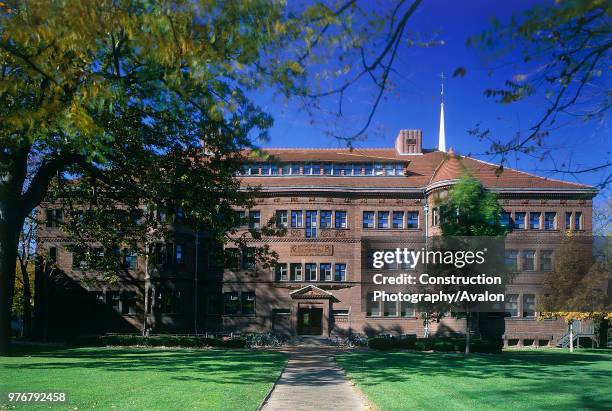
[290, 244, 334, 256]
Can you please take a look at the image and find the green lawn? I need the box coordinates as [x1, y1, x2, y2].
[1, 344, 286, 410]
[336, 349, 612, 411]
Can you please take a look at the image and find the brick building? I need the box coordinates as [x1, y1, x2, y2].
[34, 127, 597, 347]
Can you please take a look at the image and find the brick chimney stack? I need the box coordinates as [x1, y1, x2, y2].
[395, 129, 423, 155]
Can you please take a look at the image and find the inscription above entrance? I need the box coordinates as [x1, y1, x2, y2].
[290, 244, 333, 256]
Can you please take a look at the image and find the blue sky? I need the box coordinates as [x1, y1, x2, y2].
[254, 0, 610, 203]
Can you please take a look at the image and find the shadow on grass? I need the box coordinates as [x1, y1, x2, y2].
[336, 350, 612, 410]
[6, 344, 288, 386]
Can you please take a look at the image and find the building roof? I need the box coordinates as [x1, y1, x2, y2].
[240, 148, 595, 193]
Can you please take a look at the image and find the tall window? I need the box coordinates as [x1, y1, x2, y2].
[341, 163, 353, 176]
[224, 292, 240, 315]
[291, 210, 303, 228]
[392, 211, 404, 229]
[432, 208, 439, 226]
[523, 250, 535, 271]
[241, 248, 256, 270]
[175, 244, 184, 266]
[334, 263, 347, 281]
[544, 212, 556, 230]
[242, 292, 256, 315]
[574, 212, 582, 230]
[500, 212, 512, 228]
[529, 212, 541, 229]
[565, 212, 572, 229]
[335, 210, 347, 228]
[305, 210, 318, 238]
[505, 250, 518, 271]
[364, 163, 374, 176]
[276, 210, 288, 228]
[49, 247, 57, 263]
[107, 291, 121, 312]
[305, 263, 317, 281]
[304, 163, 321, 175]
[400, 301, 415, 317]
[249, 211, 261, 229]
[540, 250, 553, 272]
[123, 249, 138, 270]
[276, 264, 288, 281]
[363, 211, 375, 228]
[522, 294, 536, 317]
[121, 291, 137, 315]
[514, 212, 526, 229]
[290, 263, 303, 281]
[320, 210, 332, 228]
[505, 294, 518, 317]
[377, 211, 389, 228]
[323, 163, 334, 175]
[366, 293, 380, 317]
[407, 211, 419, 228]
[262, 163, 278, 175]
[320, 263, 332, 281]
[385, 163, 396, 176]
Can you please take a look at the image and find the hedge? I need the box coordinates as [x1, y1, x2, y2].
[369, 336, 502, 353]
[73, 334, 246, 348]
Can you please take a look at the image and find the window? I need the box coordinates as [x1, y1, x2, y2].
[290, 263, 303, 281]
[207, 294, 222, 315]
[407, 211, 419, 229]
[224, 292, 240, 315]
[249, 210, 261, 229]
[341, 163, 353, 176]
[49, 247, 57, 263]
[565, 212, 572, 229]
[523, 250, 535, 271]
[334, 263, 347, 281]
[323, 163, 333, 175]
[91, 291, 105, 303]
[529, 212, 541, 229]
[395, 163, 405, 176]
[332, 309, 349, 317]
[72, 253, 87, 270]
[238, 210, 247, 227]
[514, 212, 526, 229]
[574, 212, 582, 230]
[385, 163, 396, 176]
[377, 211, 389, 228]
[241, 248, 256, 270]
[366, 293, 380, 317]
[392, 211, 404, 229]
[273, 308, 291, 315]
[225, 248, 241, 270]
[544, 212, 556, 230]
[305, 210, 317, 238]
[165, 243, 174, 266]
[505, 250, 518, 271]
[384, 300, 398, 317]
[175, 244, 184, 266]
[501, 212, 512, 228]
[284, 163, 300, 175]
[55, 209, 63, 225]
[262, 163, 278, 175]
[401, 301, 415, 317]
[540, 250, 553, 272]
[121, 291, 137, 315]
[276, 210, 288, 228]
[242, 292, 256, 315]
[45, 209, 54, 227]
[304, 163, 321, 175]
[291, 210, 303, 228]
[276, 264, 288, 281]
[364, 163, 374, 176]
[320, 263, 332, 281]
[305, 263, 317, 281]
[363, 211, 375, 228]
[353, 163, 363, 176]
[335, 211, 347, 228]
[123, 249, 138, 270]
[373, 163, 384, 176]
[432, 208, 439, 226]
[45, 209, 62, 227]
[522, 294, 536, 317]
[505, 294, 518, 317]
[107, 291, 121, 312]
[320, 210, 332, 228]
[157, 286, 183, 314]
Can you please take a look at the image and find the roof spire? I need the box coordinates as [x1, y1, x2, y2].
[438, 72, 446, 152]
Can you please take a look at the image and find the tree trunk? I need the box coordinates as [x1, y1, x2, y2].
[0, 201, 24, 355]
[599, 318, 609, 349]
[465, 313, 471, 355]
[21, 264, 32, 338]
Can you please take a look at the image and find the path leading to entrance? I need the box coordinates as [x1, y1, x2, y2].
[260, 348, 370, 411]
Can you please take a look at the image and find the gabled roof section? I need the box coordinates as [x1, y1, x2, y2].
[289, 285, 335, 299]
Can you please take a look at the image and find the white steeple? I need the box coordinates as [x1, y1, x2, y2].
[438, 72, 446, 152]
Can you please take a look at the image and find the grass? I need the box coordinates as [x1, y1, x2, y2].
[336, 349, 612, 411]
[1, 344, 286, 410]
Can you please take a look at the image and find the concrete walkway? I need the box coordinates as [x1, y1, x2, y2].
[260, 348, 370, 411]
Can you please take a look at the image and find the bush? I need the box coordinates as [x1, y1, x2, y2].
[368, 335, 416, 350]
[73, 334, 246, 349]
[369, 335, 502, 353]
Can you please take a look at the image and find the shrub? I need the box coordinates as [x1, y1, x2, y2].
[369, 336, 502, 353]
[368, 335, 416, 350]
[73, 334, 246, 349]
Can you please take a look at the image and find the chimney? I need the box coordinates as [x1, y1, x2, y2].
[395, 129, 423, 155]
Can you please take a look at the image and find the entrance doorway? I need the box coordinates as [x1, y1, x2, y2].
[298, 307, 323, 335]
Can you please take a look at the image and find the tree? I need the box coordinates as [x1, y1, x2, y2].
[13, 213, 36, 337]
[432, 175, 509, 355]
[464, 0, 611, 188]
[0, 0, 427, 354]
[539, 234, 611, 351]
